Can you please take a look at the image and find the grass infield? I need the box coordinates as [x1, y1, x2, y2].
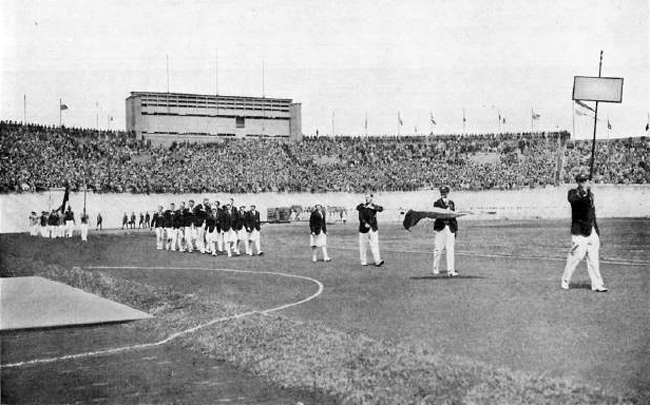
[1, 218, 648, 404]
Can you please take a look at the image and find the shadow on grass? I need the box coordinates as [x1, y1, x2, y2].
[567, 282, 594, 290]
[410, 275, 486, 280]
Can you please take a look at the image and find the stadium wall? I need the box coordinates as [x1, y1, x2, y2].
[1, 185, 648, 233]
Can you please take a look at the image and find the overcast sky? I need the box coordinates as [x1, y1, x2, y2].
[1, 0, 648, 139]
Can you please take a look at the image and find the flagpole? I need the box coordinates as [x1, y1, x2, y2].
[59, 98, 62, 127]
[572, 101, 575, 140]
[462, 108, 466, 135]
[588, 50, 603, 180]
[365, 111, 368, 137]
[530, 108, 533, 132]
[262, 59, 265, 98]
[397, 111, 400, 136]
[23, 94, 26, 124]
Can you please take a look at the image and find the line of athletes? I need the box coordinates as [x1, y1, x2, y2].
[151, 198, 263, 257]
[30, 206, 90, 241]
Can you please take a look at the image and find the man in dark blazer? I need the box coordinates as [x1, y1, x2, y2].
[310, 204, 331, 263]
[246, 205, 264, 256]
[356, 194, 384, 266]
[433, 186, 459, 276]
[561, 173, 607, 292]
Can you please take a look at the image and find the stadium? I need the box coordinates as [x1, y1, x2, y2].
[2, 1, 650, 404]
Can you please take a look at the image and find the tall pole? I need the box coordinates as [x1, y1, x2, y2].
[262, 59, 265, 98]
[59, 97, 62, 127]
[166, 54, 170, 93]
[96, 101, 99, 130]
[531, 108, 533, 132]
[215, 49, 219, 96]
[572, 100, 575, 140]
[23, 94, 26, 123]
[462, 108, 466, 135]
[397, 111, 401, 136]
[331, 110, 335, 136]
[589, 50, 603, 180]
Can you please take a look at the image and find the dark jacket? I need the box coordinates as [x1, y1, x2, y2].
[433, 198, 458, 233]
[310, 209, 327, 235]
[220, 209, 233, 232]
[568, 187, 599, 236]
[356, 203, 383, 233]
[233, 210, 245, 231]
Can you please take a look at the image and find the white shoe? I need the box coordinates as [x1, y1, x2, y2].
[432, 270, 439, 275]
[448, 271, 459, 277]
[312, 258, 317, 263]
[561, 283, 569, 290]
[324, 257, 332, 262]
[594, 287, 608, 292]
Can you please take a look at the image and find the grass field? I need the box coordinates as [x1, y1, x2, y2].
[1, 218, 649, 404]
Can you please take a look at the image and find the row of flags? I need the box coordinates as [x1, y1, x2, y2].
[392, 109, 539, 127]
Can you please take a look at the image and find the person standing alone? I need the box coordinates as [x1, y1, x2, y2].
[432, 186, 459, 277]
[310, 204, 331, 263]
[561, 173, 607, 292]
[356, 194, 384, 267]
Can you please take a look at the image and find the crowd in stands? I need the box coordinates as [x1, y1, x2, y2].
[1, 120, 648, 194]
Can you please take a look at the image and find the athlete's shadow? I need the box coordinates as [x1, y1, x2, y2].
[566, 282, 593, 290]
[410, 275, 485, 280]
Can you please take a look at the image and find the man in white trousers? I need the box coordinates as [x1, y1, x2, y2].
[432, 186, 459, 276]
[310, 204, 331, 262]
[80, 208, 89, 242]
[561, 173, 607, 292]
[356, 194, 384, 267]
[246, 205, 264, 256]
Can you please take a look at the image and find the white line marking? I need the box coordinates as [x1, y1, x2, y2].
[3, 266, 323, 368]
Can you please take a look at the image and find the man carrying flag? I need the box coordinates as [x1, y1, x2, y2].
[432, 186, 459, 276]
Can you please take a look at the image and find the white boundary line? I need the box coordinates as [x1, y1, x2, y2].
[330, 246, 649, 267]
[3, 266, 324, 368]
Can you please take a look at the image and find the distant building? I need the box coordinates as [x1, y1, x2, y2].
[125, 91, 302, 144]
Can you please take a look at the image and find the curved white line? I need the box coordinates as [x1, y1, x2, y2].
[3, 266, 324, 368]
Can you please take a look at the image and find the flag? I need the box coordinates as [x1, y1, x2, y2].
[532, 110, 541, 120]
[646, 122, 649, 132]
[60, 104, 69, 111]
[502, 117, 506, 124]
[576, 100, 595, 113]
[402, 209, 466, 231]
[575, 108, 594, 118]
[398, 111, 403, 126]
[430, 111, 437, 126]
[498, 113, 502, 123]
[414, 125, 418, 134]
[364, 113, 368, 130]
[109, 116, 114, 122]
[58, 185, 70, 213]
[607, 120, 612, 130]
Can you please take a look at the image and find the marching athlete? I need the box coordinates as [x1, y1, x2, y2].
[64, 205, 75, 238]
[310, 204, 331, 262]
[245, 205, 264, 256]
[432, 186, 459, 276]
[561, 173, 607, 292]
[80, 208, 89, 242]
[164, 203, 175, 250]
[356, 194, 384, 267]
[153, 205, 166, 250]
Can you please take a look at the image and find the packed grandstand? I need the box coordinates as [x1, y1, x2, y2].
[1, 121, 648, 194]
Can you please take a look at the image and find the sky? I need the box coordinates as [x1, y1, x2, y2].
[1, 0, 648, 139]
